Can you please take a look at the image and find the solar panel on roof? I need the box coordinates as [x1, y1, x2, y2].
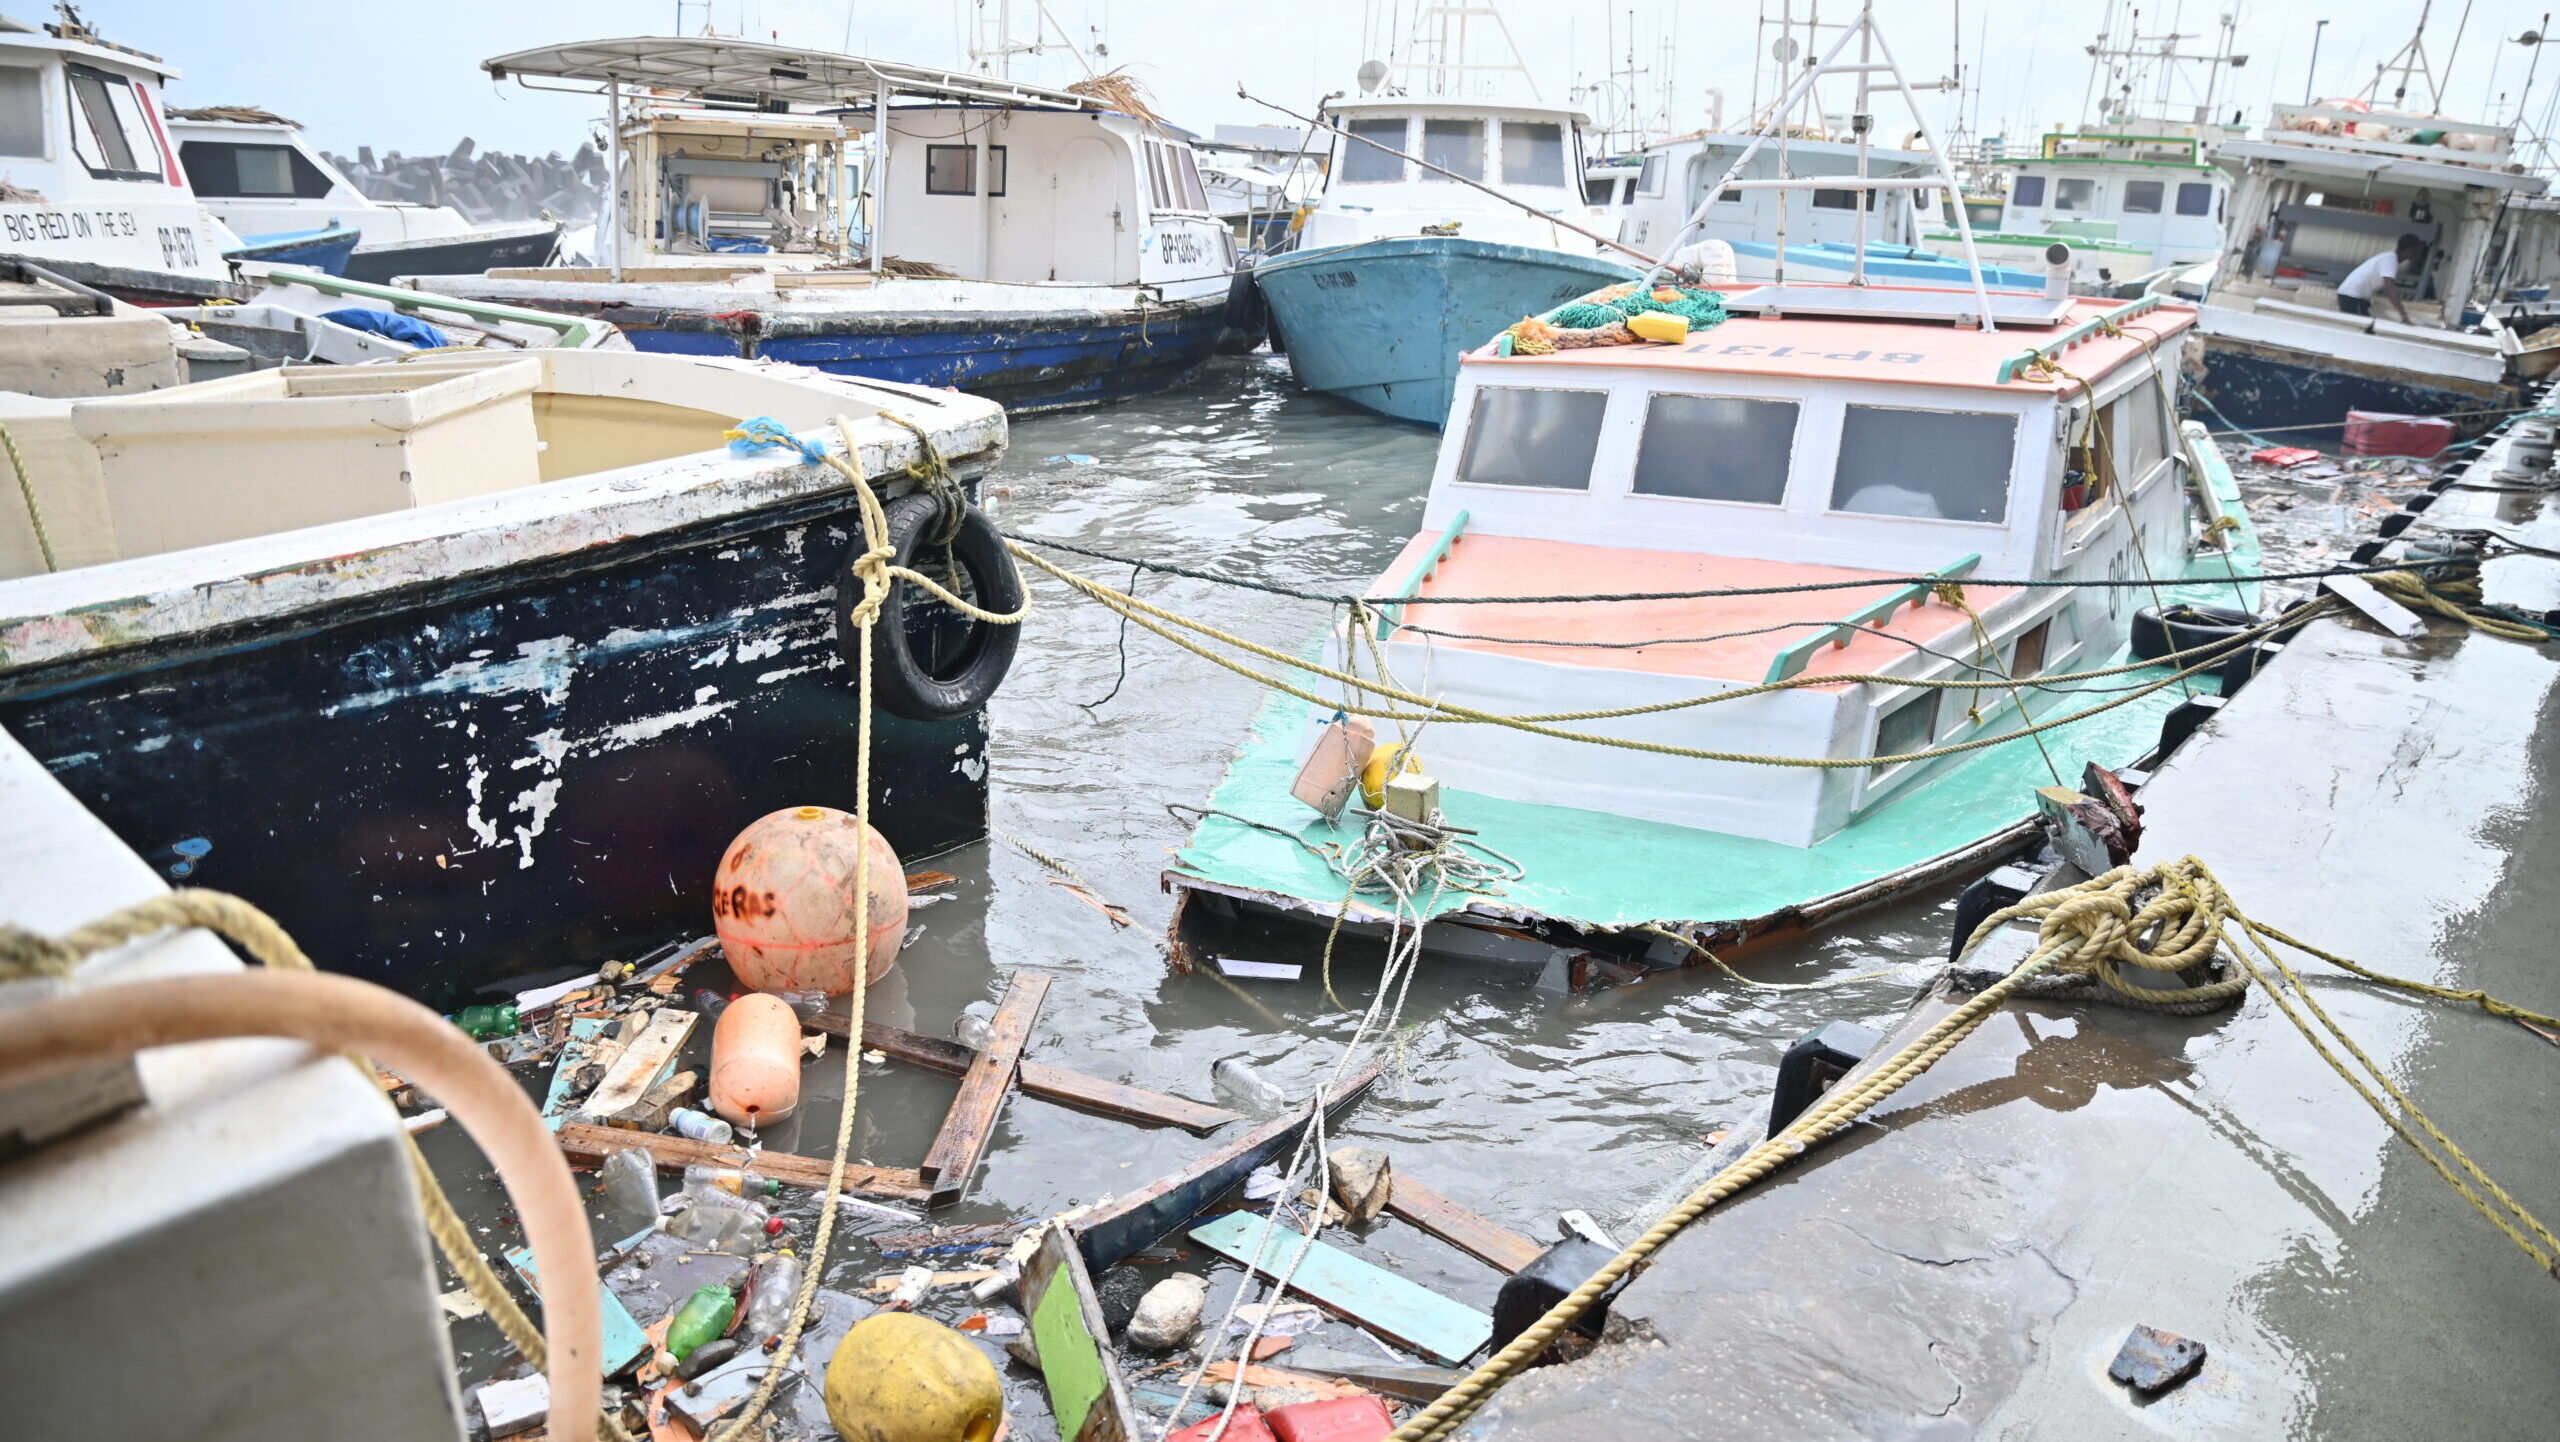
[1720, 285, 2079, 328]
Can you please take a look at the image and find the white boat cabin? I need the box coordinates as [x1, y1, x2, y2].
[1992, 131, 2228, 267]
[1300, 96, 1607, 254]
[1323, 288, 2226, 848]
[164, 109, 509, 249]
[0, 15, 226, 281]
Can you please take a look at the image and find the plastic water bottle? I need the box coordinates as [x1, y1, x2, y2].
[1212, 1057, 1289, 1112]
[684, 1163, 782, 1199]
[599, 1149, 660, 1231]
[449, 1004, 521, 1040]
[669, 1108, 733, 1145]
[664, 1284, 737, 1363]
[771, 989, 830, 1022]
[665, 1196, 766, 1254]
[953, 1002, 996, 1052]
[741, 1251, 803, 1341]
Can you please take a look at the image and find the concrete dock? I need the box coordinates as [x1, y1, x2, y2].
[1469, 441, 2560, 1437]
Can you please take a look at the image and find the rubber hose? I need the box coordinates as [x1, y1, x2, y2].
[0, 968, 601, 1442]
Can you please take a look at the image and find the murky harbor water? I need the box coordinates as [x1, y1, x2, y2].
[429, 355, 2385, 1436]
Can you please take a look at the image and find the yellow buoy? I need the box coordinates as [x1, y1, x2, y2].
[1627, 310, 1690, 344]
[1359, 743, 1420, 809]
[823, 1313, 1003, 1442]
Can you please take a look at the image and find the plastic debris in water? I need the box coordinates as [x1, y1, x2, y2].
[1046, 454, 1099, 466]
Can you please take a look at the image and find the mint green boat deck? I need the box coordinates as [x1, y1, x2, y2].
[1168, 431, 2261, 939]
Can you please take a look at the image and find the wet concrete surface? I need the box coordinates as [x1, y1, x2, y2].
[1467, 445, 2560, 1438]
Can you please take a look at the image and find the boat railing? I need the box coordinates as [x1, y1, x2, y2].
[1762, 552, 1982, 684]
[236, 264, 607, 349]
[2264, 104, 2514, 169]
[1991, 293, 2164, 385]
[1375, 510, 1469, 638]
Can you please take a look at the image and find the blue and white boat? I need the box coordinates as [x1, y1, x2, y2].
[1255, 4, 1642, 426]
[213, 219, 360, 275]
[424, 37, 1240, 415]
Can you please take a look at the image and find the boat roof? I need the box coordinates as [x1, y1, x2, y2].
[483, 36, 1108, 114]
[0, 17, 179, 80]
[2219, 134, 2547, 195]
[1471, 289, 2197, 395]
[1322, 94, 1595, 126]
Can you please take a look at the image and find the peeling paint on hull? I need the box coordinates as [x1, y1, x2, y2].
[2194, 336, 2510, 436]
[0, 500, 987, 1007]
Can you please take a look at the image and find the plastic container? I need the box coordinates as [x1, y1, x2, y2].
[953, 1001, 996, 1053]
[741, 1250, 803, 1341]
[1212, 1057, 1288, 1112]
[709, 992, 803, 1129]
[684, 1163, 782, 1199]
[1265, 1396, 1395, 1442]
[665, 1196, 767, 1255]
[771, 988, 831, 1022]
[1171, 1404, 1276, 1442]
[664, 1284, 738, 1363]
[449, 1004, 520, 1040]
[668, 1107, 733, 1145]
[2343, 410, 2456, 459]
[599, 1149, 661, 1231]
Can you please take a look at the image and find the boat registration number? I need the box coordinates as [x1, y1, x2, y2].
[1684, 342, 1928, 364]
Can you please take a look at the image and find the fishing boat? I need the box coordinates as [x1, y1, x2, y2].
[0, 13, 234, 302]
[0, 347, 1021, 1002]
[1161, 5, 2263, 976]
[166, 106, 562, 282]
[1252, 1, 1642, 426]
[421, 36, 1238, 415]
[1918, 129, 2230, 291]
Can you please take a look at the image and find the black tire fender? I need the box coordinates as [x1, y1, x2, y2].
[835, 491, 1023, 723]
[2129, 602, 2259, 663]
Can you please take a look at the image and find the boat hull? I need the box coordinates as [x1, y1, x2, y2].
[1255, 237, 1641, 425]
[1727, 240, 2048, 291]
[0, 493, 988, 1007]
[2193, 333, 2511, 435]
[345, 224, 562, 284]
[609, 293, 1230, 414]
[228, 227, 362, 277]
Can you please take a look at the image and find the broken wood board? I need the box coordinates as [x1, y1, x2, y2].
[862, 1269, 996, 1296]
[539, 1016, 610, 1132]
[1178, 1360, 1374, 1401]
[1188, 1211, 1493, 1365]
[1386, 1176, 1542, 1274]
[920, 971, 1050, 1205]
[1272, 1347, 1465, 1404]
[575, 1007, 695, 1124]
[804, 1014, 1242, 1136]
[871, 1221, 1029, 1259]
[1074, 1058, 1384, 1274]
[1021, 1223, 1137, 1442]
[555, 1122, 930, 1202]
[504, 1240, 651, 1378]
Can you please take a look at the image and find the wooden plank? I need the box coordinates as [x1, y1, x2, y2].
[1273, 1347, 1466, 1404]
[1073, 1058, 1385, 1275]
[804, 1014, 1243, 1136]
[1020, 1224, 1138, 1442]
[1188, 1211, 1494, 1365]
[1179, 1361, 1373, 1401]
[540, 1016, 609, 1132]
[574, 1008, 695, 1125]
[918, 971, 1050, 1205]
[1385, 1175, 1542, 1275]
[504, 1241, 651, 1378]
[555, 1122, 930, 1202]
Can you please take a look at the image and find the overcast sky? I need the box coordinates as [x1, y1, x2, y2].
[81, 0, 2560, 162]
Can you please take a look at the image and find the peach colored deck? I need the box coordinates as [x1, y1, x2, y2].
[1385, 532, 2018, 684]
[1472, 289, 2196, 394]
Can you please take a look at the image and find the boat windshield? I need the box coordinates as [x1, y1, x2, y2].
[1423, 119, 1485, 182]
[1829, 406, 2014, 524]
[1503, 122, 1565, 187]
[1341, 117, 1409, 182]
[1629, 395, 1796, 505]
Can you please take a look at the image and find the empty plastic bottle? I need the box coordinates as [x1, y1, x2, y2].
[449, 1004, 521, 1040]
[692, 988, 733, 1020]
[668, 1107, 733, 1145]
[664, 1284, 737, 1363]
[599, 1149, 661, 1232]
[741, 1250, 804, 1341]
[683, 1163, 781, 1200]
[1212, 1057, 1288, 1112]
[665, 1198, 764, 1255]
[771, 989, 831, 1022]
[953, 1001, 997, 1052]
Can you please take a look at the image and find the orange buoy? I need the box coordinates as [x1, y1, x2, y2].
[712, 805, 907, 995]
[709, 992, 803, 1128]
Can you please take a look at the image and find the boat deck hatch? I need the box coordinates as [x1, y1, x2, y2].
[1722, 285, 2079, 327]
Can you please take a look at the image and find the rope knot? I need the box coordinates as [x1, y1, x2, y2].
[1931, 580, 1967, 609]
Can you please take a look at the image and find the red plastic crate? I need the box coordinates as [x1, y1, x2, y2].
[1171, 1404, 1278, 1442]
[2342, 410, 2455, 459]
[1266, 1396, 1397, 1442]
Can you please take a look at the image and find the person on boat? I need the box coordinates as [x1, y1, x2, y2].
[2335, 235, 2424, 323]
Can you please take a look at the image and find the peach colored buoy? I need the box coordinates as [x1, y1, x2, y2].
[712, 805, 907, 994]
[709, 992, 803, 1128]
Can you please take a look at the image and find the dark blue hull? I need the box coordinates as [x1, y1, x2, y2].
[0, 494, 987, 1006]
[227, 227, 362, 277]
[344, 225, 561, 284]
[2194, 340, 2511, 437]
[607, 293, 1231, 414]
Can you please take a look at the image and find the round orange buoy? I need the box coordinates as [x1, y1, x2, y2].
[709, 992, 802, 1128]
[712, 806, 907, 994]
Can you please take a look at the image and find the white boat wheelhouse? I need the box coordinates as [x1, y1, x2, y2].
[1301, 96, 1606, 255]
[1321, 290, 2228, 849]
[1990, 132, 2229, 267]
[164, 110, 549, 253]
[1615, 132, 1935, 259]
[0, 16, 225, 281]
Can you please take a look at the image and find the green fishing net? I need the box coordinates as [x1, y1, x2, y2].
[1547, 284, 1728, 332]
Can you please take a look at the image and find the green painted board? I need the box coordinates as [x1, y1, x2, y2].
[505, 1233, 652, 1377]
[1023, 1224, 1133, 1442]
[540, 1016, 609, 1133]
[1189, 1211, 1494, 1365]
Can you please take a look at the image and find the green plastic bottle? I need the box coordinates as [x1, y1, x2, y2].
[449, 1004, 522, 1041]
[665, 1284, 737, 1364]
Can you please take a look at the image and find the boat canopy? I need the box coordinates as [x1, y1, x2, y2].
[483, 36, 1107, 114]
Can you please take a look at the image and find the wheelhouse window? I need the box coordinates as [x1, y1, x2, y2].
[1584, 175, 1617, 205]
[2011, 174, 2046, 208]
[1637, 153, 1663, 194]
[0, 67, 43, 159]
[179, 140, 334, 199]
[1501, 121, 1565, 187]
[1339, 117, 1408, 182]
[66, 63, 163, 181]
[1811, 187, 1873, 211]
[1631, 395, 1798, 505]
[2175, 181, 2214, 216]
[2111, 390, 2171, 484]
[1423, 118, 1484, 182]
[1456, 387, 1607, 490]
[2053, 177, 2097, 212]
[1830, 406, 2015, 524]
[2122, 179, 2164, 214]
[1875, 689, 1938, 759]
[927, 144, 1006, 197]
[1142, 142, 1171, 208]
[1170, 145, 1206, 211]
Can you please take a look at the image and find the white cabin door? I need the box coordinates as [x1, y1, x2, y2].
[1050, 134, 1131, 284]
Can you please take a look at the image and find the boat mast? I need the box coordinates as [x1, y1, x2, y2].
[968, 0, 1098, 81]
[2361, 1, 2447, 112]
[1390, 0, 1541, 103]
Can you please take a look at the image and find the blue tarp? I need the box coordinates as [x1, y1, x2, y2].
[321, 308, 449, 349]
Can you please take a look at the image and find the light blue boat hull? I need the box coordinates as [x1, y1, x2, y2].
[1256, 236, 1640, 426]
[1726, 240, 2047, 291]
